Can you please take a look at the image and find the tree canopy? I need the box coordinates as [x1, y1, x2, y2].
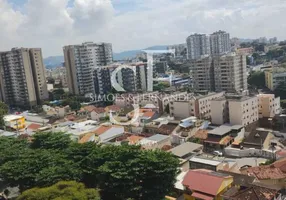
[17, 181, 100, 200]
[247, 71, 265, 89]
[0, 132, 179, 200]
[0, 102, 8, 129]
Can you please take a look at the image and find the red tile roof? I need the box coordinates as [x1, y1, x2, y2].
[83, 105, 97, 112]
[27, 123, 41, 131]
[92, 107, 106, 114]
[191, 192, 214, 200]
[193, 129, 208, 140]
[182, 169, 231, 196]
[105, 105, 121, 112]
[143, 111, 155, 118]
[229, 186, 277, 200]
[241, 159, 286, 180]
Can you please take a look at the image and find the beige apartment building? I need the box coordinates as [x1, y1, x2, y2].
[210, 97, 229, 125]
[213, 53, 247, 93]
[63, 42, 113, 95]
[228, 96, 258, 126]
[257, 94, 280, 118]
[191, 53, 247, 93]
[0, 48, 48, 107]
[170, 92, 225, 119]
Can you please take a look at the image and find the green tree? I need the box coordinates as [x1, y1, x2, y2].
[274, 82, 286, 99]
[17, 181, 100, 200]
[0, 102, 8, 129]
[31, 132, 71, 150]
[247, 71, 265, 89]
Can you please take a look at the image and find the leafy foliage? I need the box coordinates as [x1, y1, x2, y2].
[0, 102, 8, 129]
[0, 133, 179, 200]
[274, 82, 286, 99]
[17, 181, 100, 200]
[247, 71, 265, 89]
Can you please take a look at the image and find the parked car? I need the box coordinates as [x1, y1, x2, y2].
[213, 150, 223, 156]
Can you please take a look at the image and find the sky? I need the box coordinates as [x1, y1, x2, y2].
[1, 0, 286, 57]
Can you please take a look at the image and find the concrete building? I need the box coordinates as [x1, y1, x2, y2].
[213, 53, 247, 93]
[63, 42, 113, 95]
[257, 94, 281, 118]
[228, 96, 258, 126]
[210, 30, 231, 55]
[190, 56, 214, 91]
[93, 63, 149, 95]
[0, 48, 48, 107]
[170, 92, 225, 119]
[186, 34, 210, 60]
[210, 97, 229, 125]
[167, 43, 186, 58]
[191, 53, 247, 93]
[265, 68, 286, 91]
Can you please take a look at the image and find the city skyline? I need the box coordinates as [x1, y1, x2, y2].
[1, 0, 285, 57]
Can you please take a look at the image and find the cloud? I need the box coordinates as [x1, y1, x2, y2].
[0, 0, 286, 56]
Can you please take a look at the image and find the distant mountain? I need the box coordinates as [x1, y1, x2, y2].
[113, 45, 168, 60]
[44, 56, 64, 69]
[44, 45, 169, 69]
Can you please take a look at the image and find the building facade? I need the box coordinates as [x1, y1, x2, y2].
[257, 94, 281, 118]
[190, 56, 214, 91]
[213, 53, 247, 93]
[170, 92, 225, 119]
[186, 34, 210, 60]
[265, 68, 286, 91]
[210, 30, 231, 55]
[63, 42, 113, 95]
[93, 63, 149, 95]
[191, 53, 247, 93]
[0, 48, 48, 107]
[228, 96, 259, 126]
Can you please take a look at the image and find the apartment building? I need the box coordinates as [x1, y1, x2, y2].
[190, 56, 214, 91]
[228, 96, 258, 126]
[191, 53, 247, 93]
[210, 97, 229, 125]
[186, 34, 210, 60]
[63, 42, 113, 95]
[257, 94, 281, 118]
[265, 68, 286, 91]
[0, 48, 48, 107]
[213, 53, 247, 93]
[210, 30, 231, 55]
[170, 92, 225, 119]
[93, 63, 150, 95]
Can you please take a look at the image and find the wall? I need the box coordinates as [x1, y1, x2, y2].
[224, 147, 274, 159]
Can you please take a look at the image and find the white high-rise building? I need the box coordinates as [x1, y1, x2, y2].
[63, 42, 113, 95]
[0, 48, 48, 107]
[186, 34, 210, 60]
[210, 30, 231, 55]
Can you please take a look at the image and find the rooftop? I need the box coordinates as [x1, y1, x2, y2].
[228, 186, 278, 200]
[208, 125, 233, 136]
[189, 156, 222, 166]
[4, 115, 24, 121]
[147, 134, 170, 142]
[182, 169, 232, 196]
[169, 142, 203, 158]
[243, 130, 270, 149]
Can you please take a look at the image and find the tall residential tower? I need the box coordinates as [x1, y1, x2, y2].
[0, 48, 48, 107]
[63, 42, 113, 95]
[186, 34, 210, 60]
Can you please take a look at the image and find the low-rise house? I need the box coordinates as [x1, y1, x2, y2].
[90, 107, 106, 121]
[182, 169, 233, 200]
[204, 125, 244, 151]
[0, 130, 17, 137]
[105, 105, 121, 114]
[240, 158, 286, 189]
[189, 156, 228, 172]
[139, 134, 171, 150]
[25, 123, 42, 135]
[79, 125, 125, 144]
[4, 115, 25, 130]
[223, 186, 279, 200]
[169, 142, 203, 160]
[43, 105, 71, 118]
[242, 130, 273, 149]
